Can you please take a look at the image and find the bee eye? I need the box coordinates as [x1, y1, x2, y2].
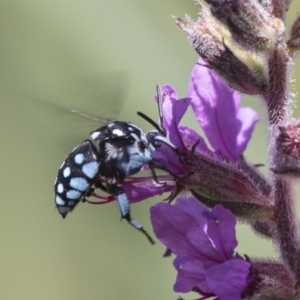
[127, 136, 135, 145]
[138, 141, 147, 151]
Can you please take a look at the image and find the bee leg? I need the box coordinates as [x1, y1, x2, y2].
[94, 180, 109, 193]
[148, 162, 166, 186]
[109, 184, 155, 245]
[82, 181, 107, 203]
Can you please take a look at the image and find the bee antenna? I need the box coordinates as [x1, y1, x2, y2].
[137, 111, 164, 135]
[156, 84, 166, 135]
[137, 85, 167, 136]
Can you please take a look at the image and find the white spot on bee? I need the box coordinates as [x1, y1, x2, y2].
[57, 183, 64, 194]
[66, 190, 81, 199]
[128, 123, 139, 130]
[55, 195, 65, 206]
[144, 148, 151, 158]
[108, 123, 114, 127]
[149, 143, 155, 152]
[141, 134, 148, 144]
[82, 162, 99, 178]
[74, 153, 84, 164]
[130, 133, 140, 141]
[112, 129, 124, 136]
[105, 143, 119, 159]
[91, 131, 100, 140]
[70, 177, 89, 191]
[128, 144, 141, 155]
[63, 167, 71, 178]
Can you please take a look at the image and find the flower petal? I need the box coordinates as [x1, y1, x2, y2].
[168, 97, 191, 153]
[179, 125, 210, 153]
[150, 202, 206, 258]
[158, 85, 191, 153]
[151, 199, 222, 262]
[122, 182, 175, 203]
[175, 196, 208, 227]
[205, 259, 251, 300]
[236, 107, 259, 153]
[159, 85, 177, 130]
[173, 258, 208, 293]
[151, 145, 186, 176]
[206, 205, 238, 260]
[175, 198, 237, 262]
[188, 58, 244, 160]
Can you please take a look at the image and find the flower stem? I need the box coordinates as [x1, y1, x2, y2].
[265, 47, 289, 128]
[265, 44, 300, 286]
[273, 178, 300, 285]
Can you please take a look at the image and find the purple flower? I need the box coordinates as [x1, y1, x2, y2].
[90, 175, 176, 205]
[153, 60, 258, 174]
[151, 86, 191, 176]
[188, 58, 259, 161]
[151, 85, 209, 176]
[90, 62, 259, 206]
[120, 175, 175, 203]
[150, 197, 251, 300]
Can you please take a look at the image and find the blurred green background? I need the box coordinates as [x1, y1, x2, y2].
[0, 1, 300, 299]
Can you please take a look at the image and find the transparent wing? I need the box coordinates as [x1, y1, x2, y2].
[28, 71, 128, 123]
[25, 72, 129, 150]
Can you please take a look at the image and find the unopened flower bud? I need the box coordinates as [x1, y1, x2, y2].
[180, 149, 274, 220]
[246, 258, 296, 299]
[203, 0, 285, 49]
[287, 14, 300, 54]
[175, 6, 269, 95]
[272, 121, 300, 177]
[259, 0, 291, 19]
[250, 219, 276, 239]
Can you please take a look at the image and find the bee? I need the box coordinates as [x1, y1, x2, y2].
[54, 86, 178, 243]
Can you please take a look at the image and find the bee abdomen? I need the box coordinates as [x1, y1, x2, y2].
[54, 140, 100, 218]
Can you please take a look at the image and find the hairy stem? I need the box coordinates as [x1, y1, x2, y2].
[265, 42, 300, 286]
[273, 178, 300, 285]
[265, 47, 289, 127]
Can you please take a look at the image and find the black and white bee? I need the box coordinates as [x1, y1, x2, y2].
[54, 86, 178, 243]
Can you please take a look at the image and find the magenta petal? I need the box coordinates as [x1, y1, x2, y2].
[236, 107, 259, 153]
[159, 85, 177, 130]
[169, 98, 191, 153]
[175, 200, 237, 262]
[186, 227, 222, 264]
[188, 59, 242, 160]
[121, 183, 174, 203]
[151, 199, 220, 262]
[173, 258, 208, 293]
[179, 125, 210, 153]
[205, 259, 251, 300]
[155, 85, 192, 154]
[151, 145, 186, 175]
[150, 202, 202, 257]
[206, 205, 238, 260]
[175, 197, 207, 227]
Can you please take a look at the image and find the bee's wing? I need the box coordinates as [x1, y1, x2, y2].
[51, 71, 128, 122]
[26, 72, 128, 150]
[27, 72, 128, 126]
